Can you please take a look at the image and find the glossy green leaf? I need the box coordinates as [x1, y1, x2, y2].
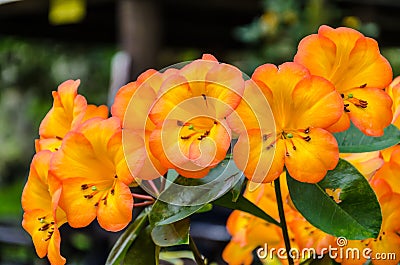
[106, 208, 150, 265]
[287, 159, 382, 239]
[151, 218, 190, 247]
[214, 192, 280, 227]
[157, 159, 243, 206]
[149, 201, 203, 226]
[123, 226, 159, 265]
[334, 123, 400, 153]
[150, 159, 243, 226]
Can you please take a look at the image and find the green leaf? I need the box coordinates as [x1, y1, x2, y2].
[214, 192, 280, 227]
[157, 159, 243, 206]
[123, 226, 159, 265]
[287, 159, 382, 239]
[150, 159, 243, 226]
[334, 123, 400, 153]
[231, 176, 246, 202]
[106, 208, 150, 265]
[151, 218, 190, 247]
[149, 201, 203, 226]
[195, 203, 213, 214]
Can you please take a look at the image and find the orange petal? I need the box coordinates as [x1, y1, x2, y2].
[374, 146, 400, 194]
[111, 69, 158, 122]
[340, 151, 384, 179]
[134, 130, 167, 180]
[108, 130, 138, 184]
[51, 131, 115, 227]
[326, 110, 351, 133]
[294, 29, 337, 80]
[149, 74, 191, 125]
[39, 80, 86, 139]
[58, 177, 98, 228]
[285, 128, 339, 183]
[386, 76, 400, 127]
[52, 132, 115, 183]
[233, 129, 280, 183]
[77, 117, 122, 155]
[83, 104, 108, 121]
[47, 228, 66, 265]
[22, 151, 53, 212]
[175, 167, 211, 179]
[370, 178, 393, 199]
[188, 121, 231, 168]
[201, 54, 218, 61]
[97, 180, 133, 231]
[22, 210, 50, 258]
[370, 233, 400, 265]
[222, 241, 254, 265]
[111, 81, 140, 122]
[35, 138, 62, 153]
[251, 62, 310, 130]
[347, 88, 393, 136]
[227, 79, 274, 134]
[149, 120, 190, 168]
[204, 63, 245, 117]
[295, 25, 392, 93]
[292, 75, 343, 129]
[370, 193, 400, 265]
[22, 209, 66, 264]
[119, 129, 146, 179]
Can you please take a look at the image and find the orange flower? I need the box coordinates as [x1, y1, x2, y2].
[334, 179, 400, 265]
[294, 25, 393, 136]
[51, 117, 144, 231]
[386, 76, 400, 128]
[36, 80, 108, 152]
[148, 55, 245, 178]
[112, 69, 179, 180]
[373, 145, 400, 194]
[22, 150, 67, 265]
[232, 62, 343, 183]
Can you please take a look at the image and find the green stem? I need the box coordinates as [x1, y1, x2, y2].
[274, 176, 294, 265]
[189, 234, 207, 265]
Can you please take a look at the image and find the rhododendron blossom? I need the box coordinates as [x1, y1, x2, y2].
[124, 55, 244, 179]
[22, 151, 67, 265]
[20, 28, 399, 265]
[232, 62, 343, 183]
[51, 117, 144, 231]
[36, 79, 108, 152]
[294, 25, 393, 136]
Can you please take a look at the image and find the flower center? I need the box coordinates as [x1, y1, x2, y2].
[341, 93, 368, 112]
[270, 128, 312, 156]
[178, 117, 217, 141]
[81, 175, 118, 207]
[37, 215, 55, 241]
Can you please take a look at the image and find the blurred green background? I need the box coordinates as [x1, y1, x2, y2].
[1, 0, 399, 264]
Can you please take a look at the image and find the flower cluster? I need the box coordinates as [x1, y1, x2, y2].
[22, 81, 148, 264]
[223, 145, 400, 265]
[21, 25, 397, 265]
[223, 42, 400, 264]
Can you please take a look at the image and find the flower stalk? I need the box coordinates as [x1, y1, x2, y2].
[274, 174, 294, 265]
